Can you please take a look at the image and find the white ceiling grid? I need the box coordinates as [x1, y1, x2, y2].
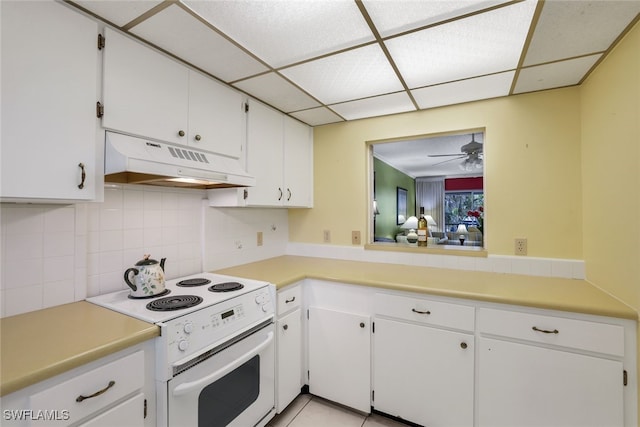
[69, 0, 640, 127]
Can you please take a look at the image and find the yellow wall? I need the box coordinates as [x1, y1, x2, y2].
[290, 88, 583, 258]
[581, 22, 640, 310]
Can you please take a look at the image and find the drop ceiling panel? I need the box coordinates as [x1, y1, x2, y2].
[130, 5, 268, 82]
[182, 0, 374, 68]
[72, 0, 162, 27]
[412, 71, 514, 109]
[233, 73, 321, 113]
[281, 44, 404, 105]
[514, 55, 601, 94]
[385, 0, 537, 88]
[289, 107, 344, 127]
[330, 92, 416, 121]
[523, 1, 640, 66]
[363, 0, 512, 38]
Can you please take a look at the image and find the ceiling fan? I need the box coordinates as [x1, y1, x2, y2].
[429, 133, 483, 169]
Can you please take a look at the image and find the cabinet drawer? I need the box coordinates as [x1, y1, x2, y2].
[374, 293, 475, 332]
[478, 308, 624, 357]
[277, 285, 301, 316]
[30, 351, 145, 426]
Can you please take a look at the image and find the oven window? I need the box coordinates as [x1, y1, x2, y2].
[198, 355, 260, 427]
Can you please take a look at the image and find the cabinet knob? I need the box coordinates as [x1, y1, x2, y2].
[195, 134, 202, 141]
[178, 130, 185, 137]
[460, 342, 468, 349]
[283, 324, 288, 331]
[360, 322, 365, 328]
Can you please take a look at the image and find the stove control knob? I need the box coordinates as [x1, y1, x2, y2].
[178, 340, 189, 352]
[261, 304, 269, 313]
[183, 322, 194, 334]
[255, 295, 265, 304]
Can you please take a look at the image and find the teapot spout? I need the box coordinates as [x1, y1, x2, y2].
[160, 258, 166, 271]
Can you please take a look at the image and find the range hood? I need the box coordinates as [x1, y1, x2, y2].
[104, 131, 255, 189]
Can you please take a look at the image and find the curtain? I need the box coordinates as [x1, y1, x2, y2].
[416, 177, 445, 233]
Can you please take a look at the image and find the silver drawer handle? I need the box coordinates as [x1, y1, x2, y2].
[285, 297, 296, 303]
[532, 326, 559, 334]
[411, 308, 431, 315]
[76, 380, 115, 402]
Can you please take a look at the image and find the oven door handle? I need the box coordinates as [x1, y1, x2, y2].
[172, 331, 274, 397]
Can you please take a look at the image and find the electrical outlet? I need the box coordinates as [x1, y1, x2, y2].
[515, 238, 527, 255]
[323, 230, 331, 243]
[352, 231, 361, 245]
[257, 231, 263, 247]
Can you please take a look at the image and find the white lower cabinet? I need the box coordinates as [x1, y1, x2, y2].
[0, 344, 154, 427]
[78, 393, 145, 427]
[373, 318, 474, 426]
[478, 307, 627, 427]
[276, 309, 303, 413]
[307, 306, 371, 413]
[372, 293, 475, 426]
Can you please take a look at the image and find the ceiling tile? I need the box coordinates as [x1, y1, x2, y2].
[129, 5, 268, 82]
[363, 0, 512, 38]
[233, 73, 320, 113]
[72, 0, 162, 27]
[524, 1, 640, 66]
[330, 92, 416, 121]
[289, 107, 344, 127]
[412, 71, 515, 110]
[385, 0, 537, 88]
[280, 44, 404, 105]
[182, 0, 374, 68]
[514, 55, 601, 94]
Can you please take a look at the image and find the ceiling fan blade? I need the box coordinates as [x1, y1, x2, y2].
[431, 156, 465, 166]
[428, 153, 464, 157]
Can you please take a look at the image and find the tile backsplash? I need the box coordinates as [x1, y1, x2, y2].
[1, 185, 289, 318]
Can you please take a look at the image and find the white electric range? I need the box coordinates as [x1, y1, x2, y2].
[87, 272, 277, 427]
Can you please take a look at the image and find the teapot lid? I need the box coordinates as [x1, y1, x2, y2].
[135, 254, 159, 266]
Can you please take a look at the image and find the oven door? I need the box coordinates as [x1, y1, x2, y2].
[167, 322, 275, 427]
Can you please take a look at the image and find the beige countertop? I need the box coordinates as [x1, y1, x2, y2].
[215, 255, 638, 320]
[0, 301, 159, 397]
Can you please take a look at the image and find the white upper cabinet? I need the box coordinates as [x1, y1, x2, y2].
[102, 28, 244, 158]
[209, 99, 313, 208]
[187, 72, 244, 158]
[1, 0, 98, 202]
[102, 28, 189, 146]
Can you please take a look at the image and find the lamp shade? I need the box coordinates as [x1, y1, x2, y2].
[425, 215, 437, 227]
[401, 216, 419, 229]
[456, 224, 468, 234]
[373, 200, 380, 215]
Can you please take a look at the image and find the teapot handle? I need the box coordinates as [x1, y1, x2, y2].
[124, 268, 139, 291]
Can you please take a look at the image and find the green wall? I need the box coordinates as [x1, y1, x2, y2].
[373, 157, 416, 241]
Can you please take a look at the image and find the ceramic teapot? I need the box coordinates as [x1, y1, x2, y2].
[124, 254, 166, 298]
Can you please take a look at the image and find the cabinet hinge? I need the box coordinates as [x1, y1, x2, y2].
[623, 370, 628, 386]
[144, 398, 147, 418]
[97, 33, 105, 50]
[372, 321, 375, 333]
[372, 390, 375, 402]
[243, 189, 248, 200]
[244, 102, 249, 113]
[307, 309, 310, 320]
[307, 370, 310, 380]
[96, 101, 104, 118]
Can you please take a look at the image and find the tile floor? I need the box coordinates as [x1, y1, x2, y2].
[267, 394, 410, 427]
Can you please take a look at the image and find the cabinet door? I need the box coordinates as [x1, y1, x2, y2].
[373, 318, 474, 427]
[102, 28, 189, 145]
[276, 309, 302, 413]
[1, 0, 97, 201]
[308, 307, 370, 413]
[187, 72, 244, 158]
[283, 116, 313, 208]
[245, 101, 284, 206]
[478, 337, 624, 427]
[78, 393, 144, 427]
